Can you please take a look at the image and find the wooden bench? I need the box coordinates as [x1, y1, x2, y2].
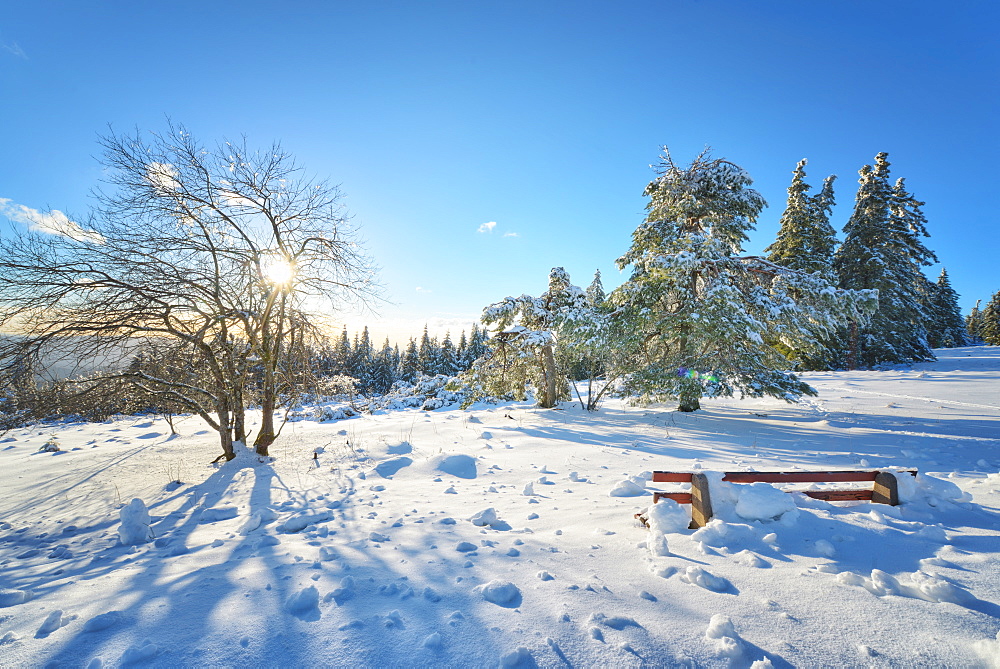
[642, 469, 918, 528]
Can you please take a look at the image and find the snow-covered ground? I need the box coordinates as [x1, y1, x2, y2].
[2, 347, 999, 668]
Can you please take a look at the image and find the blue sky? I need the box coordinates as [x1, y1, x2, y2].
[2, 1, 997, 344]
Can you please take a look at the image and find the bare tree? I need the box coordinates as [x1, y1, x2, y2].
[0, 123, 377, 460]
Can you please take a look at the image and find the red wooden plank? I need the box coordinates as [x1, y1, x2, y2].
[723, 471, 878, 483]
[652, 472, 693, 483]
[653, 492, 693, 504]
[799, 489, 874, 501]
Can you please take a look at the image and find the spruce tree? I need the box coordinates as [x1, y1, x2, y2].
[335, 327, 352, 376]
[614, 148, 874, 412]
[834, 153, 936, 367]
[586, 269, 606, 306]
[456, 330, 469, 369]
[981, 291, 1000, 345]
[966, 300, 984, 344]
[766, 160, 838, 277]
[926, 269, 969, 348]
[439, 332, 460, 376]
[398, 338, 419, 382]
[371, 338, 398, 394]
[461, 267, 584, 408]
[765, 161, 842, 369]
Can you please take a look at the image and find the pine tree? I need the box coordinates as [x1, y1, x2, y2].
[586, 269, 606, 306]
[335, 327, 352, 376]
[981, 291, 1000, 345]
[560, 267, 626, 410]
[765, 161, 842, 369]
[350, 326, 374, 391]
[398, 338, 419, 382]
[613, 148, 874, 412]
[966, 300, 984, 344]
[926, 269, 970, 348]
[370, 337, 398, 393]
[462, 267, 584, 408]
[439, 332, 460, 376]
[833, 153, 936, 367]
[456, 330, 469, 369]
[466, 323, 490, 362]
[765, 160, 838, 277]
[417, 325, 441, 376]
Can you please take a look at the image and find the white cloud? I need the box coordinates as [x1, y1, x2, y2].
[415, 286, 432, 293]
[477, 221, 497, 234]
[3, 42, 27, 59]
[503, 231, 519, 238]
[0, 198, 103, 243]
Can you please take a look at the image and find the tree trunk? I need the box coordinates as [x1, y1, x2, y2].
[539, 344, 558, 408]
[255, 386, 276, 456]
[847, 320, 858, 371]
[217, 406, 236, 461]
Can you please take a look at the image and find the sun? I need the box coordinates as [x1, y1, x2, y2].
[261, 255, 294, 285]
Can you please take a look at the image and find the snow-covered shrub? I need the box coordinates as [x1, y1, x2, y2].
[39, 436, 61, 452]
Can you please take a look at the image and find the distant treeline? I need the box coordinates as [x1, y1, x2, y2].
[312, 324, 491, 395]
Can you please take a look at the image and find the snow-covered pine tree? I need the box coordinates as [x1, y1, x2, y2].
[981, 290, 1000, 345]
[466, 323, 490, 363]
[461, 267, 586, 408]
[559, 268, 628, 411]
[439, 332, 460, 377]
[966, 299, 984, 345]
[613, 148, 875, 412]
[926, 269, 970, 348]
[350, 326, 374, 391]
[765, 161, 842, 369]
[398, 338, 419, 382]
[585, 269, 606, 306]
[335, 327, 352, 376]
[417, 325, 441, 376]
[456, 330, 469, 369]
[370, 337, 399, 394]
[765, 160, 838, 277]
[834, 154, 936, 367]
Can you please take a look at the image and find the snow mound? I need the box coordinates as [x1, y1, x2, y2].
[704, 614, 763, 664]
[239, 508, 278, 535]
[374, 457, 412, 478]
[36, 610, 66, 637]
[118, 498, 153, 546]
[469, 507, 510, 529]
[83, 611, 124, 632]
[0, 589, 30, 607]
[278, 510, 332, 533]
[500, 646, 534, 667]
[645, 498, 690, 556]
[121, 640, 159, 665]
[199, 506, 239, 523]
[734, 482, 797, 521]
[837, 569, 970, 604]
[916, 473, 973, 505]
[432, 454, 478, 479]
[609, 480, 647, 497]
[588, 612, 642, 629]
[285, 586, 320, 618]
[680, 566, 732, 593]
[475, 580, 522, 607]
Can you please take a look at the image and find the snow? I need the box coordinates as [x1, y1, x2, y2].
[0, 346, 998, 667]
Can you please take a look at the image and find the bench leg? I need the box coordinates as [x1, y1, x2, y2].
[690, 473, 714, 528]
[872, 471, 900, 506]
